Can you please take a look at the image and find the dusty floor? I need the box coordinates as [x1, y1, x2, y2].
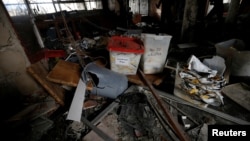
[1, 58, 250, 141]
[40, 84, 250, 141]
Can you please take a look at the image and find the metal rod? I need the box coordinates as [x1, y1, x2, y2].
[153, 88, 250, 125]
[24, 0, 45, 48]
[163, 99, 200, 126]
[91, 101, 119, 125]
[56, 0, 86, 68]
[138, 69, 191, 141]
[81, 116, 115, 141]
[147, 96, 180, 141]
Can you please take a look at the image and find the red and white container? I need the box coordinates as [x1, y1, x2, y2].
[107, 36, 144, 75]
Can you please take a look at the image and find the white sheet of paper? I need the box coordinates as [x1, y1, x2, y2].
[66, 79, 86, 122]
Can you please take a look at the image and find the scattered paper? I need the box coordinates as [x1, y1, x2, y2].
[187, 55, 217, 77]
[203, 56, 226, 76]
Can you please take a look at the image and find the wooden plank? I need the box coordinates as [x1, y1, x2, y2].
[27, 62, 65, 106]
[222, 83, 250, 112]
[46, 60, 81, 87]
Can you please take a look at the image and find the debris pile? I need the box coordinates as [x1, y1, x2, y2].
[118, 92, 164, 141]
[178, 55, 226, 107]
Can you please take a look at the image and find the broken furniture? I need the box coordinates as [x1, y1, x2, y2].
[46, 59, 81, 87]
[46, 59, 94, 90]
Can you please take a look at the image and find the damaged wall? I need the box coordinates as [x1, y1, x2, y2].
[0, 2, 40, 98]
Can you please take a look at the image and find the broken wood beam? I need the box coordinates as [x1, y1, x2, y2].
[27, 62, 65, 106]
[138, 69, 191, 141]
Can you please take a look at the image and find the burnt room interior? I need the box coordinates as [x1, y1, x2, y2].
[0, 0, 250, 141]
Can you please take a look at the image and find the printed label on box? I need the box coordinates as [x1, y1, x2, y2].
[148, 48, 162, 57]
[115, 56, 130, 66]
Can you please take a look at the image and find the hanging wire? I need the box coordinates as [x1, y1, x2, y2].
[56, 0, 88, 68]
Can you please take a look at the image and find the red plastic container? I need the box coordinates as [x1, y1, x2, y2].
[107, 36, 144, 54]
[107, 36, 144, 75]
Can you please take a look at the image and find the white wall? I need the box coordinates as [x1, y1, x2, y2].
[0, 2, 40, 97]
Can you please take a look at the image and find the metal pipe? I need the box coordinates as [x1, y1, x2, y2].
[81, 116, 115, 141]
[24, 0, 45, 48]
[157, 89, 250, 125]
[138, 69, 191, 141]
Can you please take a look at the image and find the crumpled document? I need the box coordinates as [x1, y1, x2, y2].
[179, 55, 226, 106]
[187, 55, 217, 78]
[203, 56, 226, 76]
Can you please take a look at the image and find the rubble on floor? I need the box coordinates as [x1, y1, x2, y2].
[2, 25, 250, 141]
[37, 85, 250, 141]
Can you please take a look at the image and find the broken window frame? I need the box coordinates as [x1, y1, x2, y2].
[3, 0, 103, 16]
